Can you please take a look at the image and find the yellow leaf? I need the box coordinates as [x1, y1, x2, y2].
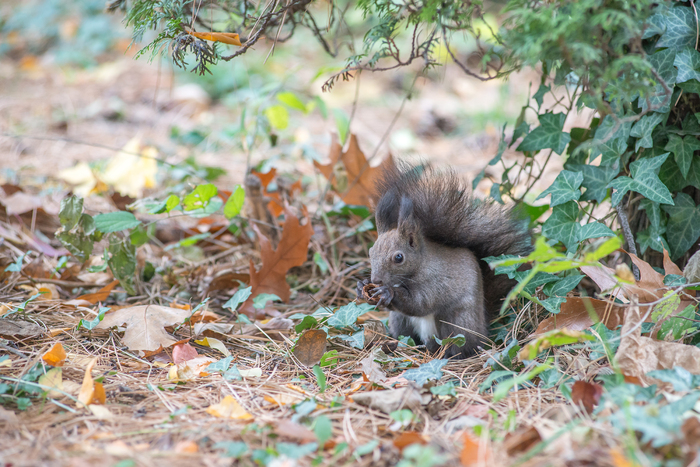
[78, 357, 97, 408]
[38, 368, 63, 397]
[187, 31, 242, 46]
[88, 404, 114, 419]
[168, 356, 216, 381]
[42, 343, 67, 367]
[206, 395, 253, 420]
[101, 137, 158, 198]
[58, 162, 97, 198]
[194, 337, 231, 357]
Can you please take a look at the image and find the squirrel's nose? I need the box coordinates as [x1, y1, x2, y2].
[370, 275, 382, 285]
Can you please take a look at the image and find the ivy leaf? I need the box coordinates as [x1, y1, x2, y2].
[542, 201, 580, 251]
[107, 238, 136, 295]
[665, 134, 700, 178]
[609, 153, 674, 206]
[648, 366, 700, 392]
[591, 115, 631, 164]
[642, 49, 677, 113]
[517, 112, 571, 155]
[252, 293, 281, 309]
[223, 286, 252, 312]
[536, 170, 583, 207]
[332, 330, 364, 349]
[435, 334, 466, 348]
[662, 193, 700, 260]
[658, 305, 697, 341]
[630, 113, 665, 151]
[674, 47, 700, 83]
[533, 84, 550, 110]
[567, 163, 618, 203]
[402, 359, 448, 386]
[327, 302, 374, 329]
[578, 222, 616, 241]
[539, 296, 568, 314]
[656, 6, 697, 50]
[543, 274, 584, 297]
[93, 211, 142, 233]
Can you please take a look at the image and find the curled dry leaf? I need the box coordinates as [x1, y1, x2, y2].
[461, 433, 493, 466]
[685, 249, 700, 283]
[168, 356, 216, 381]
[42, 342, 67, 367]
[616, 304, 700, 382]
[76, 279, 119, 305]
[96, 305, 192, 352]
[315, 134, 395, 207]
[570, 381, 603, 414]
[503, 426, 541, 457]
[186, 31, 243, 46]
[252, 169, 303, 217]
[359, 353, 387, 384]
[77, 357, 98, 408]
[206, 395, 253, 420]
[239, 206, 314, 318]
[535, 297, 627, 335]
[273, 420, 317, 444]
[293, 329, 327, 367]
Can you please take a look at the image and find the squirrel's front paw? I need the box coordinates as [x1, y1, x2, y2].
[371, 285, 394, 307]
[356, 279, 370, 300]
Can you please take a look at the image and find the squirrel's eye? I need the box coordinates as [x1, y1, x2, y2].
[393, 253, 404, 264]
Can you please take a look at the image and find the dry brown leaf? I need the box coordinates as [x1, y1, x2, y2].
[315, 134, 395, 207]
[503, 426, 541, 457]
[240, 206, 313, 317]
[42, 342, 67, 367]
[461, 433, 493, 466]
[393, 432, 427, 452]
[359, 353, 387, 384]
[293, 329, 327, 366]
[0, 191, 43, 215]
[686, 250, 700, 283]
[187, 31, 242, 46]
[570, 381, 603, 414]
[172, 342, 198, 364]
[77, 357, 97, 408]
[616, 304, 700, 382]
[76, 279, 119, 305]
[93, 382, 106, 404]
[535, 297, 628, 335]
[168, 356, 216, 381]
[0, 319, 43, 339]
[206, 395, 253, 420]
[95, 305, 192, 351]
[663, 249, 683, 276]
[273, 419, 317, 444]
[174, 440, 199, 454]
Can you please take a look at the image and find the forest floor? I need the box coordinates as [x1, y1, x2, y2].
[0, 12, 690, 467]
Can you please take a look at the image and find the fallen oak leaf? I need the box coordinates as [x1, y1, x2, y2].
[315, 134, 395, 207]
[535, 297, 628, 335]
[42, 342, 67, 367]
[239, 206, 313, 318]
[570, 380, 603, 414]
[206, 395, 253, 419]
[76, 279, 119, 305]
[293, 329, 327, 366]
[95, 305, 192, 352]
[503, 426, 541, 457]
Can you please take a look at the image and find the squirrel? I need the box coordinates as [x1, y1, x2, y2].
[356, 164, 532, 358]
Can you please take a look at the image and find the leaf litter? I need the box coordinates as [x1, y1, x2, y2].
[2, 134, 700, 467]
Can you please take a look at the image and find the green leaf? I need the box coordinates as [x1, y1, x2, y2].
[664, 134, 700, 178]
[5, 251, 28, 272]
[353, 440, 379, 458]
[652, 291, 681, 322]
[674, 47, 700, 83]
[539, 296, 568, 314]
[59, 196, 83, 229]
[658, 305, 697, 341]
[402, 359, 448, 386]
[430, 382, 457, 396]
[107, 238, 136, 295]
[165, 194, 180, 212]
[583, 237, 623, 262]
[327, 302, 374, 329]
[276, 442, 318, 460]
[313, 365, 326, 392]
[78, 306, 109, 331]
[522, 203, 550, 223]
[182, 184, 218, 211]
[520, 330, 594, 361]
[223, 185, 245, 219]
[206, 355, 234, 372]
[647, 366, 700, 392]
[566, 163, 618, 204]
[578, 222, 616, 241]
[543, 274, 584, 297]
[536, 170, 583, 207]
[57, 231, 93, 263]
[664, 274, 687, 286]
[662, 193, 700, 260]
[314, 415, 333, 446]
[542, 201, 579, 251]
[214, 441, 248, 459]
[224, 287, 252, 312]
[277, 92, 307, 112]
[313, 252, 329, 274]
[533, 84, 550, 109]
[435, 334, 466, 348]
[252, 293, 281, 309]
[265, 105, 289, 130]
[609, 153, 674, 206]
[642, 48, 677, 113]
[590, 115, 631, 164]
[516, 112, 571, 155]
[656, 6, 697, 50]
[295, 315, 318, 333]
[93, 211, 142, 233]
[630, 113, 665, 152]
[223, 365, 242, 381]
[332, 330, 364, 349]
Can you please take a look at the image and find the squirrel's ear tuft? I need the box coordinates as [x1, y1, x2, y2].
[398, 196, 421, 246]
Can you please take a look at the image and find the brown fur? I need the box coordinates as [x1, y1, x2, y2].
[358, 164, 532, 357]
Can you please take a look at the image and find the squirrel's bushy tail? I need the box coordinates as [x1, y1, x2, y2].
[374, 163, 532, 316]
